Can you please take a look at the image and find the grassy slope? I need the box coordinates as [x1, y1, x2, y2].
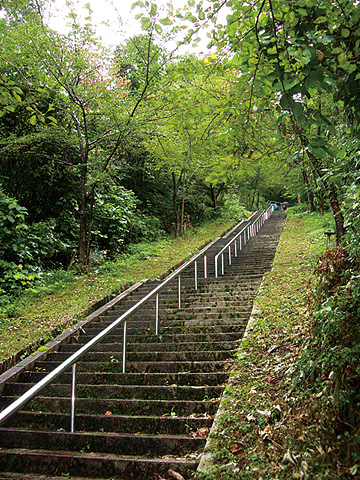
[0, 218, 234, 362]
[197, 211, 356, 480]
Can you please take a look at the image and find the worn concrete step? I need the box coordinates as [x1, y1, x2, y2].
[80, 322, 247, 337]
[0, 473, 97, 480]
[3, 396, 220, 416]
[0, 448, 198, 479]
[100, 304, 254, 322]
[4, 384, 223, 401]
[25, 359, 231, 374]
[157, 324, 247, 334]
[0, 428, 205, 457]
[44, 349, 233, 364]
[59, 340, 238, 354]
[18, 371, 227, 387]
[74, 331, 245, 344]
[4, 411, 213, 435]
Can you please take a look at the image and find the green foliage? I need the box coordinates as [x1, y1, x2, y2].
[217, 193, 251, 221]
[301, 247, 360, 427]
[93, 185, 163, 257]
[0, 188, 28, 262]
[0, 189, 70, 309]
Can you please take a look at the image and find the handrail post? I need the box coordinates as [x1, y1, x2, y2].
[194, 261, 198, 290]
[178, 274, 181, 309]
[71, 363, 76, 433]
[122, 321, 127, 374]
[155, 294, 159, 335]
[215, 256, 218, 278]
[228, 245, 232, 265]
[234, 239, 237, 257]
[221, 253, 224, 275]
[204, 255, 207, 279]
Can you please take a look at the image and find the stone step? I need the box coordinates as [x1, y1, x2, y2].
[0, 428, 205, 457]
[73, 331, 245, 344]
[59, 340, 239, 353]
[2, 396, 220, 417]
[4, 411, 213, 435]
[43, 349, 234, 364]
[100, 303, 255, 320]
[80, 322, 247, 337]
[0, 448, 198, 479]
[26, 359, 231, 374]
[18, 371, 227, 387]
[4, 383, 223, 401]
[0, 473, 98, 480]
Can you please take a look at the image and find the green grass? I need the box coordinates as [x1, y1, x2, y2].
[0, 218, 235, 362]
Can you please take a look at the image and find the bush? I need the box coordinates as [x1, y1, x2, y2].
[93, 186, 164, 258]
[302, 246, 360, 427]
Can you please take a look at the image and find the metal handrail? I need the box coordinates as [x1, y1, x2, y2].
[214, 206, 273, 278]
[0, 221, 245, 431]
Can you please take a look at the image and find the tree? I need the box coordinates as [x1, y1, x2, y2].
[1, 6, 138, 267]
[221, 0, 360, 242]
[143, 53, 240, 235]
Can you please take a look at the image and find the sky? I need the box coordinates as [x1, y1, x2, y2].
[46, 0, 213, 52]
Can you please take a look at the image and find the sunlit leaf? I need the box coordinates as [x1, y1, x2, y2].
[159, 17, 173, 25]
[155, 23, 163, 34]
[131, 1, 145, 9]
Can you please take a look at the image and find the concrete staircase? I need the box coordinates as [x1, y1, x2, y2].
[0, 211, 285, 480]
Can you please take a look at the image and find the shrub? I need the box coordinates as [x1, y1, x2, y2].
[303, 246, 360, 427]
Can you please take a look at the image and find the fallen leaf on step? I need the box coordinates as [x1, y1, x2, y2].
[230, 442, 244, 454]
[190, 427, 210, 438]
[283, 450, 297, 465]
[260, 425, 272, 440]
[105, 411, 112, 416]
[168, 469, 185, 480]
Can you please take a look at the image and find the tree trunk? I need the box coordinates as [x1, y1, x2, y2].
[301, 133, 346, 244]
[210, 183, 225, 209]
[172, 171, 182, 237]
[78, 168, 89, 267]
[210, 184, 217, 209]
[302, 169, 315, 212]
[181, 171, 186, 236]
[329, 189, 346, 245]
